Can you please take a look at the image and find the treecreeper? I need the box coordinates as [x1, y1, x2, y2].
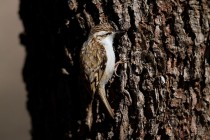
[80, 23, 123, 129]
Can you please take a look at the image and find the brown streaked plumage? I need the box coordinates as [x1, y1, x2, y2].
[80, 23, 116, 129]
[89, 23, 115, 36]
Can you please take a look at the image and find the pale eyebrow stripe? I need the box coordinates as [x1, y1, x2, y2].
[96, 31, 107, 36]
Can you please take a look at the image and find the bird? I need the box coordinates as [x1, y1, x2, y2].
[80, 23, 122, 129]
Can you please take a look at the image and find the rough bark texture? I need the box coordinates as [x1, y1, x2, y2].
[19, 0, 210, 139]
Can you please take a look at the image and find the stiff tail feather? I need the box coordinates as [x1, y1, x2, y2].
[98, 86, 114, 118]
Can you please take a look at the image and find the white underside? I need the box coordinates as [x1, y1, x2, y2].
[100, 35, 115, 85]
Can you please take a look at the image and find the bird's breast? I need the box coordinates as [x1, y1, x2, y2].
[101, 43, 115, 85]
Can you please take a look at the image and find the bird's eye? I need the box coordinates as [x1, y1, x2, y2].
[105, 32, 111, 36]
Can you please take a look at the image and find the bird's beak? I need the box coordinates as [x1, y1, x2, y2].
[115, 30, 126, 35]
[114, 30, 126, 38]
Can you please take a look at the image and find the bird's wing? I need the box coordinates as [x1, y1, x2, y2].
[80, 39, 107, 94]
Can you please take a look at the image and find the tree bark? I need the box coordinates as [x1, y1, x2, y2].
[19, 0, 210, 139]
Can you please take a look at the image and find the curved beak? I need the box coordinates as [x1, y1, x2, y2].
[115, 30, 126, 35]
[114, 30, 126, 38]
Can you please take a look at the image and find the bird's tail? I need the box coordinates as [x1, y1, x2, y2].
[98, 86, 114, 119]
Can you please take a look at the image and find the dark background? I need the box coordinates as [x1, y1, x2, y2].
[0, 0, 30, 139]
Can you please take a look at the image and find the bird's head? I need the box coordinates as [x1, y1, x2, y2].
[89, 23, 125, 45]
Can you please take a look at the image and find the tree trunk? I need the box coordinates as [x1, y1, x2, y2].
[19, 0, 210, 139]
